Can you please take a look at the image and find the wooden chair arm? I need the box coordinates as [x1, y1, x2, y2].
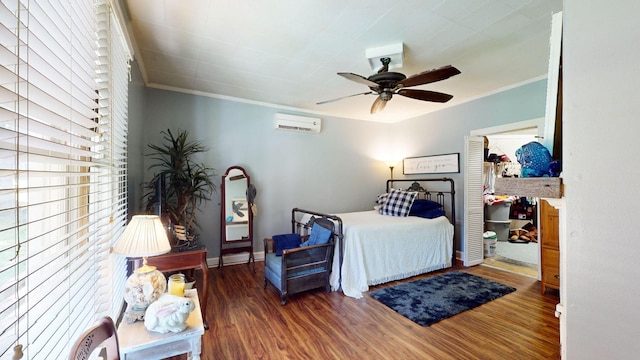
[282, 241, 334, 255]
[264, 238, 274, 253]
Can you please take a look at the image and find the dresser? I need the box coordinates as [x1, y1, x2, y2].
[539, 199, 560, 293]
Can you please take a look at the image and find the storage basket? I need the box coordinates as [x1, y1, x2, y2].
[485, 220, 511, 241]
[485, 200, 512, 221]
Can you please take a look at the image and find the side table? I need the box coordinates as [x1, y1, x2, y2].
[132, 245, 210, 329]
[118, 289, 204, 359]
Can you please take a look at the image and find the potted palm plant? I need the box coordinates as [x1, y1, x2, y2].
[143, 129, 216, 241]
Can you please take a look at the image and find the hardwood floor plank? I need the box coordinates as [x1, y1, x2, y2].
[167, 263, 560, 360]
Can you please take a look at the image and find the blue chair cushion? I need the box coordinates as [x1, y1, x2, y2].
[300, 222, 332, 247]
[273, 233, 302, 256]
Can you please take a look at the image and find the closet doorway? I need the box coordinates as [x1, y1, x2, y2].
[483, 133, 539, 277]
[466, 118, 544, 279]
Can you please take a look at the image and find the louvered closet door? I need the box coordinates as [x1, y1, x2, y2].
[464, 136, 485, 266]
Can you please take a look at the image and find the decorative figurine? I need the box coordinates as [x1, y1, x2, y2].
[515, 141, 561, 177]
[144, 293, 195, 333]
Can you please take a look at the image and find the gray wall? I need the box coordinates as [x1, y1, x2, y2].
[131, 86, 393, 257]
[395, 80, 548, 251]
[128, 68, 546, 258]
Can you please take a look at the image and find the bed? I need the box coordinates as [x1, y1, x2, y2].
[328, 178, 456, 299]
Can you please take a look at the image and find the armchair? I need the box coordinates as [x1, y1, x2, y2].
[264, 208, 343, 305]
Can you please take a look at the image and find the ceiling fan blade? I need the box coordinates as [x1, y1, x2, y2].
[397, 89, 453, 103]
[397, 65, 461, 88]
[338, 72, 380, 88]
[370, 96, 388, 114]
[316, 91, 373, 105]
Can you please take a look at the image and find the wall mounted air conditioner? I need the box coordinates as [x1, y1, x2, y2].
[274, 113, 321, 134]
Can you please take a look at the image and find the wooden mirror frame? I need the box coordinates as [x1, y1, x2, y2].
[219, 166, 254, 269]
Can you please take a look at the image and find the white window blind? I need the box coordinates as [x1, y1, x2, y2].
[0, 0, 131, 358]
[94, 0, 130, 322]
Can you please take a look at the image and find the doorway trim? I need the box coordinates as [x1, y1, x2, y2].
[470, 117, 544, 137]
[466, 117, 545, 277]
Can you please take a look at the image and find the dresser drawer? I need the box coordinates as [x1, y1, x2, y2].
[541, 248, 560, 289]
[542, 248, 559, 268]
[542, 266, 560, 288]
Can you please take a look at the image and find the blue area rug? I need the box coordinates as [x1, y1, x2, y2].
[369, 271, 516, 326]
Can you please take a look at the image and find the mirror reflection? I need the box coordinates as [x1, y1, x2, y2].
[224, 168, 249, 241]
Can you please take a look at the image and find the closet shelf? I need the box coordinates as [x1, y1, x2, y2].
[494, 177, 563, 198]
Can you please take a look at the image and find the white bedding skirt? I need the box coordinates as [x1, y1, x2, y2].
[329, 210, 454, 299]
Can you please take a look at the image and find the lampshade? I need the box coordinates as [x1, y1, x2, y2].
[112, 215, 171, 257]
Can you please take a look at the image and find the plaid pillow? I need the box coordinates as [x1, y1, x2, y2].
[375, 193, 389, 213]
[380, 189, 417, 217]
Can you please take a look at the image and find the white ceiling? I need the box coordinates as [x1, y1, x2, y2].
[121, 0, 562, 123]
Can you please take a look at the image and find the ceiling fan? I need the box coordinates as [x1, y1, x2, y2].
[317, 58, 461, 114]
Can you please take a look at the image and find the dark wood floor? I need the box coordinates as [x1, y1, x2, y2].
[173, 262, 560, 360]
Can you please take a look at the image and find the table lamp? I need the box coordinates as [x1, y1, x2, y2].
[112, 215, 171, 322]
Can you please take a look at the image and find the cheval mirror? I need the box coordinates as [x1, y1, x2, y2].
[219, 166, 255, 270]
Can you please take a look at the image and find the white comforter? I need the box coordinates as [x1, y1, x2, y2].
[329, 210, 453, 299]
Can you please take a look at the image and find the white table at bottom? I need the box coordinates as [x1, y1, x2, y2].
[118, 289, 205, 360]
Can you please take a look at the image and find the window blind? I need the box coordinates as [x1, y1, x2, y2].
[94, 0, 130, 321]
[0, 0, 131, 358]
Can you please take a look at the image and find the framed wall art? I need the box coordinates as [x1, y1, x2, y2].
[403, 153, 460, 175]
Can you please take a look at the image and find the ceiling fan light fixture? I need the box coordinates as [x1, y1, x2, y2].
[365, 43, 404, 71]
[370, 96, 389, 114]
[380, 91, 393, 101]
[317, 54, 459, 114]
